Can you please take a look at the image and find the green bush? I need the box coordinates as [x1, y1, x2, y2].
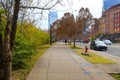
[12, 22, 50, 70]
[13, 37, 35, 70]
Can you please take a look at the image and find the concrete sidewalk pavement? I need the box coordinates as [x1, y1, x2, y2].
[26, 43, 115, 80]
[91, 50, 120, 74]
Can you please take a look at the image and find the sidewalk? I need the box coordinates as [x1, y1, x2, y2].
[91, 50, 120, 74]
[26, 43, 115, 80]
[77, 43, 120, 74]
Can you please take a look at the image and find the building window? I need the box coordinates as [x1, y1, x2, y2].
[117, 28, 119, 32]
[118, 23, 119, 27]
[115, 24, 116, 27]
[115, 28, 116, 32]
[115, 19, 116, 22]
[118, 9, 119, 13]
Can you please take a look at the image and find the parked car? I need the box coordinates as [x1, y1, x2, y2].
[103, 39, 112, 45]
[90, 40, 107, 51]
[83, 39, 88, 43]
[80, 40, 83, 43]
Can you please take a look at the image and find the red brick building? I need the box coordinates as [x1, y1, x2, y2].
[99, 17, 106, 34]
[99, 3, 120, 34]
[105, 7, 114, 34]
[113, 4, 120, 33]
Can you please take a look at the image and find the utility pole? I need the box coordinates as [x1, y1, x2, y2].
[50, 24, 52, 45]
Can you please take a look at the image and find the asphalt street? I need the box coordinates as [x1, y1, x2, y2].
[104, 44, 120, 57]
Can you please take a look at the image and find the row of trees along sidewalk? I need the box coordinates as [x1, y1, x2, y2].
[0, 0, 62, 80]
[56, 8, 93, 47]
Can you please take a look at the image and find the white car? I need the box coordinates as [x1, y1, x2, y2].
[103, 40, 112, 45]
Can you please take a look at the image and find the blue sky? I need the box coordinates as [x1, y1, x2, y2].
[34, 0, 103, 30]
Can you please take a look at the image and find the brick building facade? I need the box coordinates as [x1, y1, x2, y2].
[99, 3, 120, 34]
[113, 4, 120, 33]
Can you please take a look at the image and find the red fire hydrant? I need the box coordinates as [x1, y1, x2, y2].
[85, 46, 88, 53]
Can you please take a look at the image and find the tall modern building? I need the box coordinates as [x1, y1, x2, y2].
[104, 0, 120, 10]
[48, 11, 58, 28]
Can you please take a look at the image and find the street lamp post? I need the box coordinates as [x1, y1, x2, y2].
[50, 24, 52, 45]
[48, 11, 58, 45]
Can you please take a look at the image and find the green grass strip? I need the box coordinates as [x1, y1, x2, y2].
[70, 45, 115, 64]
[110, 73, 120, 80]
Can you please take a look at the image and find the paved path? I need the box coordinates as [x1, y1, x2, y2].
[91, 50, 120, 74]
[26, 43, 115, 80]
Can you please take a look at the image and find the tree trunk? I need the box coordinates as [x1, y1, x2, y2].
[10, 0, 21, 53]
[0, 14, 4, 64]
[0, 34, 4, 79]
[0, 35, 3, 58]
[0, 0, 20, 80]
[0, 19, 12, 80]
[73, 37, 76, 48]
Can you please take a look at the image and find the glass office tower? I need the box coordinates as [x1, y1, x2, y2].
[104, 0, 120, 10]
[48, 11, 58, 27]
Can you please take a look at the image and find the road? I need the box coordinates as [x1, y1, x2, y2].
[104, 44, 120, 57]
[76, 42, 120, 57]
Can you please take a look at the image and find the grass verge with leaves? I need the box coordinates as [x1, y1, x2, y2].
[70, 45, 115, 64]
[110, 73, 120, 80]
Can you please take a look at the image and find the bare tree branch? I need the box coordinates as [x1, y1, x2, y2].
[20, 0, 63, 10]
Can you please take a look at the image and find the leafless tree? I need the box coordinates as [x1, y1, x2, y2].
[56, 12, 75, 43]
[55, 8, 93, 47]
[75, 8, 93, 40]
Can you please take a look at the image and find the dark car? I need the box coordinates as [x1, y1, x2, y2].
[90, 40, 107, 51]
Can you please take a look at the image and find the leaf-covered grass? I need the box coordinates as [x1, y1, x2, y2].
[12, 44, 50, 80]
[110, 73, 120, 80]
[70, 45, 115, 64]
